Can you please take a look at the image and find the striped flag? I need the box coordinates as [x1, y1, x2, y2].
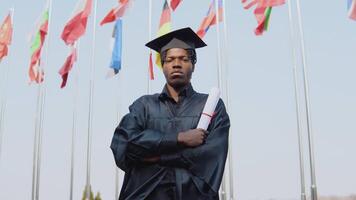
[196, 0, 223, 38]
[149, 52, 154, 80]
[106, 19, 122, 78]
[28, 10, 49, 84]
[254, 6, 272, 35]
[348, 0, 356, 20]
[170, 0, 182, 11]
[155, 0, 171, 68]
[242, 0, 285, 35]
[0, 13, 13, 61]
[100, 0, 130, 26]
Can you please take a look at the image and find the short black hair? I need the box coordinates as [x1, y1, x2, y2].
[160, 49, 197, 66]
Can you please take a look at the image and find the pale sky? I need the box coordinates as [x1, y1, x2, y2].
[0, 0, 355, 200]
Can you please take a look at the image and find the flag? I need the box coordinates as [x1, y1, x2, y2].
[155, 0, 171, 67]
[100, 0, 130, 26]
[242, 0, 285, 35]
[60, 0, 92, 88]
[348, 0, 356, 20]
[107, 19, 122, 78]
[59, 47, 77, 88]
[28, 10, 49, 84]
[0, 13, 13, 60]
[196, 0, 223, 38]
[254, 6, 272, 35]
[149, 52, 154, 80]
[61, 0, 93, 45]
[170, 0, 182, 11]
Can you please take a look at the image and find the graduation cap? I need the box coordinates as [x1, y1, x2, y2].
[145, 27, 207, 53]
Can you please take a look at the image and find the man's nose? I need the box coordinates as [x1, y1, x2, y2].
[172, 59, 183, 68]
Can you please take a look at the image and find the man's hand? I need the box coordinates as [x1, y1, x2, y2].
[177, 129, 207, 147]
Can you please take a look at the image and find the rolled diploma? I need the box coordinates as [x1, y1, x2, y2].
[196, 87, 220, 130]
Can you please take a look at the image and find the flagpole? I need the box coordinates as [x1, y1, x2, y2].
[295, 0, 318, 199]
[114, 73, 122, 200]
[0, 7, 14, 163]
[286, 1, 306, 200]
[33, 1, 53, 199]
[214, 1, 227, 200]
[69, 41, 80, 200]
[220, 0, 235, 199]
[31, 83, 41, 200]
[85, 0, 98, 198]
[24, 4, 39, 199]
[147, 0, 153, 94]
[115, 168, 120, 200]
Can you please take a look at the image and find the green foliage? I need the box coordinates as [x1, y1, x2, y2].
[94, 192, 102, 200]
[81, 185, 94, 200]
[80, 185, 102, 200]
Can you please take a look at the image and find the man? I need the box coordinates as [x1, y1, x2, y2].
[110, 27, 230, 200]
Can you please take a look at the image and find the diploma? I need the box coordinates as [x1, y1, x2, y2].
[197, 87, 220, 130]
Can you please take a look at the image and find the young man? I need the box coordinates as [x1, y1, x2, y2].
[110, 27, 230, 200]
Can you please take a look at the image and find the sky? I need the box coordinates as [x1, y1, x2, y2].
[0, 0, 356, 200]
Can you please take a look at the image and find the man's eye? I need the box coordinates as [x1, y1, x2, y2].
[182, 57, 190, 62]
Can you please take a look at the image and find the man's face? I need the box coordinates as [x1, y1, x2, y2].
[162, 48, 194, 89]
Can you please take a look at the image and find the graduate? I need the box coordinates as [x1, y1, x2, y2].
[110, 27, 230, 200]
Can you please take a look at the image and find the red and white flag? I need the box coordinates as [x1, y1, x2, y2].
[100, 0, 130, 26]
[61, 0, 93, 45]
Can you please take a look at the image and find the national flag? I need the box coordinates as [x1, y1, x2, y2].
[155, 0, 171, 68]
[59, 47, 77, 88]
[348, 0, 356, 20]
[170, 0, 182, 11]
[196, 0, 223, 38]
[60, 0, 92, 88]
[254, 6, 272, 35]
[149, 52, 154, 80]
[61, 0, 93, 45]
[28, 10, 49, 84]
[242, 0, 285, 35]
[0, 13, 13, 61]
[106, 19, 122, 78]
[100, 0, 130, 26]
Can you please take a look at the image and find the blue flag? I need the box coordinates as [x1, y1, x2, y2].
[109, 19, 122, 76]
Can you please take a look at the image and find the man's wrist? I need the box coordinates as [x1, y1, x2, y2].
[177, 132, 184, 145]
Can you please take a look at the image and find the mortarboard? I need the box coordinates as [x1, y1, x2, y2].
[145, 27, 207, 53]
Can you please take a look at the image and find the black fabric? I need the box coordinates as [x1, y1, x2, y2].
[145, 27, 207, 53]
[110, 84, 230, 200]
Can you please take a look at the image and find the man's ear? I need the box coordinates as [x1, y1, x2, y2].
[192, 65, 195, 72]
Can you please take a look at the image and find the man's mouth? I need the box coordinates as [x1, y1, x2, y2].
[171, 71, 184, 76]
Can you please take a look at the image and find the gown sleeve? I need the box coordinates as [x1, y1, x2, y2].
[159, 99, 230, 195]
[110, 98, 181, 172]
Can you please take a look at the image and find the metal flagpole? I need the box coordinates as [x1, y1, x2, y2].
[0, 8, 14, 163]
[295, 0, 318, 199]
[214, 1, 227, 200]
[286, 1, 306, 199]
[147, 0, 153, 94]
[85, 0, 98, 198]
[24, 4, 39, 199]
[114, 73, 122, 200]
[35, 69, 44, 200]
[69, 41, 80, 200]
[115, 167, 120, 200]
[35, 1, 53, 199]
[220, 0, 235, 199]
[32, 84, 41, 200]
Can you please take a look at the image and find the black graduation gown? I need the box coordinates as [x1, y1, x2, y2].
[110, 84, 230, 200]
